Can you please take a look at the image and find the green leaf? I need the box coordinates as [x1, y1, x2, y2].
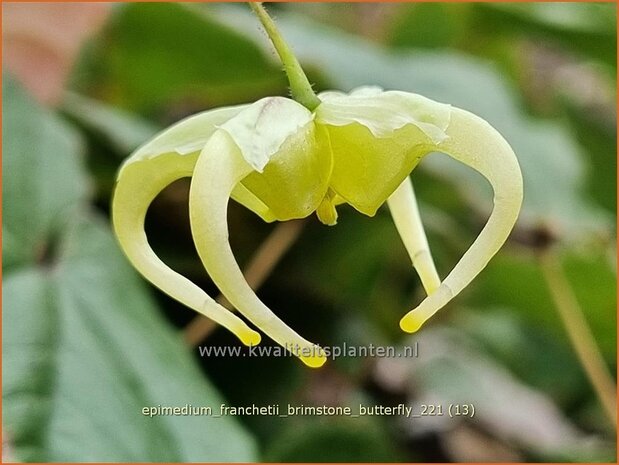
[474, 3, 616, 66]
[469, 249, 617, 363]
[3, 218, 257, 462]
[562, 97, 617, 214]
[2, 76, 257, 462]
[406, 327, 613, 461]
[72, 3, 286, 114]
[387, 3, 616, 67]
[482, 3, 616, 35]
[61, 92, 160, 156]
[388, 3, 470, 50]
[265, 416, 404, 462]
[455, 309, 588, 404]
[2, 74, 90, 271]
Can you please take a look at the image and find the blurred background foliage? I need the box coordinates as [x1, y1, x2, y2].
[2, 2, 616, 462]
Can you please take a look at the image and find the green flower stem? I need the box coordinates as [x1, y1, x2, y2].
[249, 2, 321, 111]
[539, 250, 617, 430]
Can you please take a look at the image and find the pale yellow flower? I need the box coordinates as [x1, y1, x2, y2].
[111, 4, 523, 368]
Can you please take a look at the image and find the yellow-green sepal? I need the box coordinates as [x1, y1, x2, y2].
[118, 105, 248, 178]
[117, 103, 280, 223]
[315, 87, 451, 216]
[220, 97, 333, 221]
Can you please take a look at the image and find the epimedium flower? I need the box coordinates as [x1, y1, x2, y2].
[111, 3, 523, 368]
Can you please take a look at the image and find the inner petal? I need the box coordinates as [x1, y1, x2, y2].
[324, 122, 433, 216]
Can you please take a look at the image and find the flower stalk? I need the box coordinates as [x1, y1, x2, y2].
[540, 250, 617, 430]
[249, 2, 321, 111]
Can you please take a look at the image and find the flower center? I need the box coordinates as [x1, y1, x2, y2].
[316, 188, 339, 226]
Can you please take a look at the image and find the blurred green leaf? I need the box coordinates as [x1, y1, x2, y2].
[469, 249, 616, 363]
[562, 97, 617, 214]
[265, 416, 404, 462]
[292, 213, 398, 304]
[562, 250, 617, 360]
[474, 3, 616, 66]
[72, 3, 286, 115]
[484, 3, 616, 35]
[404, 328, 613, 462]
[389, 3, 616, 67]
[455, 309, 587, 407]
[3, 219, 257, 462]
[2, 74, 90, 271]
[2, 76, 257, 462]
[62, 92, 159, 156]
[60, 92, 162, 200]
[283, 211, 424, 342]
[388, 3, 470, 50]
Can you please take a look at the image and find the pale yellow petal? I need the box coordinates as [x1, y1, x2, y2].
[319, 121, 432, 216]
[113, 153, 261, 346]
[220, 96, 332, 221]
[218, 96, 314, 172]
[387, 177, 441, 295]
[315, 89, 451, 216]
[316, 89, 450, 142]
[119, 105, 248, 175]
[189, 130, 327, 368]
[400, 107, 523, 333]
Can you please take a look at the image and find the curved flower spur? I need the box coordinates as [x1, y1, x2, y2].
[112, 3, 523, 368]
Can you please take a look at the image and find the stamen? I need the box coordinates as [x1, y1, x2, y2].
[316, 188, 339, 226]
[400, 107, 523, 333]
[189, 130, 327, 368]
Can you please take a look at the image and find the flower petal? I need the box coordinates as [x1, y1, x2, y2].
[219, 96, 315, 172]
[400, 107, 523, 333]
[118, 103, 281, 223]
[316, 88, 450, 142]
[221, 96, 332, 221]
[112, 152, 261, 346]
[189, 129, 327, 368]
[315, 89, 451, 216]
[120, 105, 247, 174]
[317, 121, 433, 216]
[387, 177, 441, 295]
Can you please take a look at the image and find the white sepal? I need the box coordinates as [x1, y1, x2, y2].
[316, 88, 451, 143]
[219, 97, 314, 173]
